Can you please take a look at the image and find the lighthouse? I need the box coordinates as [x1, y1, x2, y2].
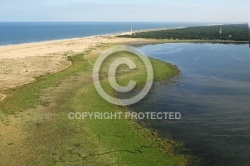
[130, 26, 133, 35]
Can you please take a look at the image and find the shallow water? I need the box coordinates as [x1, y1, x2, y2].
[129, 43, 250, 165]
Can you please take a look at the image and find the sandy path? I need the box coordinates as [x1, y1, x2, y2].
[0, 94, 6, 101]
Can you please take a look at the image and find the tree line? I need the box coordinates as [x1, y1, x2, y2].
[119, 24, 249, 41]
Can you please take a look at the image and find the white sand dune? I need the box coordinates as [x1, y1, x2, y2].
[0, 34, 155, 93]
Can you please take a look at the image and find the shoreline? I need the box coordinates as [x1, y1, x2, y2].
[0, 27, 161, 48]
[0, 24, 183, 47]
[0, 33, 120, 48]
[0, 22, 247, 49]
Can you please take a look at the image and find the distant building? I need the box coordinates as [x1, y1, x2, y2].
[130, 26, 133, 35]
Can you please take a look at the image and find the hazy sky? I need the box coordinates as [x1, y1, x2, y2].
[0, 0, 248, 22]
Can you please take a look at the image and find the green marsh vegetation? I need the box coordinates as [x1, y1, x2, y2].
[0, 44, 190, 165]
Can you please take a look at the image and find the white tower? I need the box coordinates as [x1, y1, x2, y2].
[130, 26, 133, 35]
[219, 27, 223, 34]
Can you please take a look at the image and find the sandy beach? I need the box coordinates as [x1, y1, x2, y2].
[0, 34, 157, 93]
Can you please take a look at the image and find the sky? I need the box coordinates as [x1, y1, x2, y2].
[0, 0, 248, 22]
